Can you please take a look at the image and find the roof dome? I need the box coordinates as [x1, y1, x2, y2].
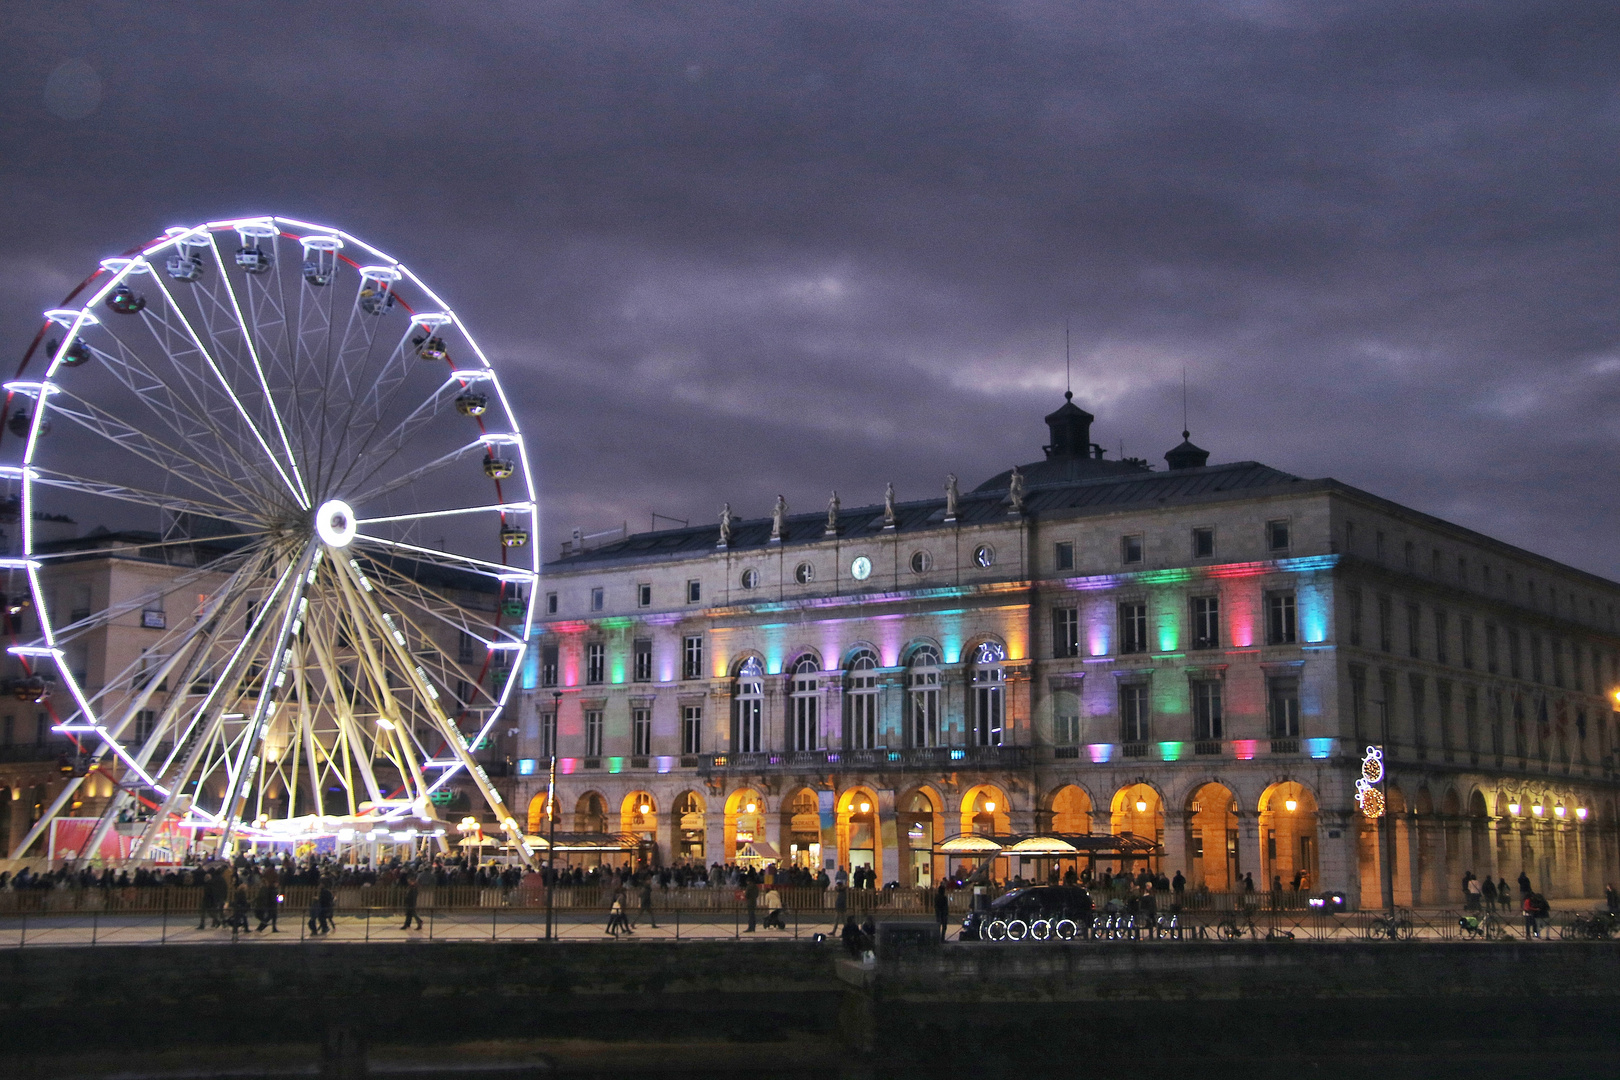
[973, 392, 1150, 492]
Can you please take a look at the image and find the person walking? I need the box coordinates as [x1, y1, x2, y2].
[228, 882, 251, 941]
[934, 881, 951, 942]
[743, 878, 759, 932]
[1465, 872, 1482, 913]
[254, 878, 279, 933]
[1482, 875, 1498, 913]
[317, 881, 335, 935]
[1522, 891, 1539, 939]
[401, 879, 423, 931]
[605, 890, 625, 937]
[637, 877, 657, 929]
[197, 869, 217, 930]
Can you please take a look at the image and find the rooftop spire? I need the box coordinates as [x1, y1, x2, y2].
[1043, 391, 1094, 459]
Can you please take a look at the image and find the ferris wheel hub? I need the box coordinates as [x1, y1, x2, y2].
[315, 499, 357, 548]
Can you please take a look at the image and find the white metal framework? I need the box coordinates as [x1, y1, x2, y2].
[4, 216, 539, 865]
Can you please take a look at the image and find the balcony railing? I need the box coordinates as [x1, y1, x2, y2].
[700, 744, 1029, 774]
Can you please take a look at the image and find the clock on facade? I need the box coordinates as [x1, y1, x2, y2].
[850, 555, 872, 580]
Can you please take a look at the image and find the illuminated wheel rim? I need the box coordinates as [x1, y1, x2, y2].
[1054, 918, 1077, 940]
[1006, 919, 1029, 941]
[985, 919, 1008, 942]
[6, 216, 539, 863]
[1030, 918, 1051, 941]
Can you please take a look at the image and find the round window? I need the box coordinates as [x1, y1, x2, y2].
[850, 556, 872, 581]
[794, 562, 815, 584]
[740, 568, 759, 590]
[973, 544, 995, 568]
[910, 550, 933, 574]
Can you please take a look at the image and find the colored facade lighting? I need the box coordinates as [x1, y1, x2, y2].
[1232, 739, 1260, 760]
[1158, 741, 1184, 762]
[1087, 743, 1113, 764]
[1305, 738, 1334, 759]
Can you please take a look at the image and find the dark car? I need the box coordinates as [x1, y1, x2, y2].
[960, 886, 1095, 941]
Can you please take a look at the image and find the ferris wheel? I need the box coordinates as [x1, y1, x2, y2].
[3, 216, 539, 865]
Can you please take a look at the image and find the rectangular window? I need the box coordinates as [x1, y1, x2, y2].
[1192, 527, 1215, 558]
[1375, 531, 1386, 562]
[1268, 677, 1300, 738]
[1403, 540, 1415, 571]
[540, 644, 558, 688]
[972, 672, 1003, 747]
[1551, 640, 1565, 689]
[1406, 602, 1421, 658]
[1119, 601, 1148, 654]
[682, 635, 703, 680]
[1267, 520, 1290, 552]
[1052, 607, 1079, 658]
[1054, 541, 1075, 571]
[1378, 597, 1393, 652]
[1530, 634, 1542, 683]
[134, 709, 158, 744]
[632, 707, 652, 756]
[1054, 700, 1081, 746]
[1460, 616, 1474, 670]
[540, 710, 556, 757]
[682, 705, 703, 755]
[590, 587, 604, 612]
[546, 592, 558, 615]
[1345, 519, 1356, 553]
[1409, 673, 1427, 751]
[1191, 595, 1219, 650]
[1348, 588, 1363, 647]
[1192, 680, 1223, 741]
[792, 680, 820, 752]
[1575, 645, 1586, 693]
[909, 668, 939, 749]
[1431, 548, 1442, 577]
[1121, 534, 1143, 564]
[637, 584, 652, 608]
[584, 709, 603, 757]
[1434, 610, 1449, 665]
[1464, 689, 1479, 753]
[1457, 556, 1468, 583]
[1265, 592, 1297, 645]
[457, 631, 477, 664]
[735, 695, 762, 753]
[686, 580, 701, 604]
[585, 642, 605, 685]
[1437, 680, 1453, 751]
[1485, 623, 1499, 674]
[1120, 683, 1150, 743]
[1349, 664, 1367, 742]
[633, 638, 653, 683]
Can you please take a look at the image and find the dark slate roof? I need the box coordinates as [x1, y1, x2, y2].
[547, 460, 1307, 570]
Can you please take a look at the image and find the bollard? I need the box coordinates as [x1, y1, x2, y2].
[92, 911, 98, 946]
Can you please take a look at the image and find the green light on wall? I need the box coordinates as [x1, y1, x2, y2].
[1158, 741, 1184, 762]
[608, 757, 625, 774]
[1138, 568, 1194, 585]
[1153, 677, 1188, 716]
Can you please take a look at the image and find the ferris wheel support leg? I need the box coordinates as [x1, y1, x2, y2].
[301, 612, 390, 807]
[8, 778, 87, 862]
[330, 569, 425, 798]
[333, 555, 534, 870]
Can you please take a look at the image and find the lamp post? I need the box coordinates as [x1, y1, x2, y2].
[545, 690, 561, 941]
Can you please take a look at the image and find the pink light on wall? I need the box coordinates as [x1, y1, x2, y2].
[1087, 743, 1114, 763]
[1232, 740, 1260, 760]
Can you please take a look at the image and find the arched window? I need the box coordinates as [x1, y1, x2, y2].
[971, 642, 1005, 747]
[845, 649, 880, 750]
[789, 656, 820, 752]
[733, 657, 763, 753]
[907, 646, 941, 748]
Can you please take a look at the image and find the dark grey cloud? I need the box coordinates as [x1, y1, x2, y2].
[2, 1, 1619, 572]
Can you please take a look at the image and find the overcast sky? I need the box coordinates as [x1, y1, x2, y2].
[3, 2, 1618, 576]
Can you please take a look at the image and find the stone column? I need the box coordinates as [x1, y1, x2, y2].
[1161, 809, 1190, 882]
[764, 796, 783, 867]
[704, 805, 725, 870]
[877, 789, 899, 886]
[1317, 810, 1357, 904]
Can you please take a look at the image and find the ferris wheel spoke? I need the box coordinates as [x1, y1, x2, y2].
[45, 393, 274, 510]
[346, 437, 498, 508]
[331, 377, 478, 497]
[71, 309, 286, 496]
[357, 501, 534, 528]
[157, 249, 310, 508]
[350, 533, 532, 582]
[28, 469, 262, 527]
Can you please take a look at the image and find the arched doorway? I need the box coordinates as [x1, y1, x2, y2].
[1186, 782, 1239, 891]
[781, 788, 822, 870]
[898, 787, 942, 887]
[1468, 789, 1490, 877]
[1038, 785, 1092, 883]
[621, 791, 657, 866]
[575, 791, 607, 832]
[838, 786, 880, 881]
[526, 791, 550, 834]
[724, 788, 765, 862]
[1258, 781, 1320, 894]
[1111, 783, 1163, 876]
[673, 790, 706, 864]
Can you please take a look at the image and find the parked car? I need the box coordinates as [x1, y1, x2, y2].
[960, 886, 1095, 941]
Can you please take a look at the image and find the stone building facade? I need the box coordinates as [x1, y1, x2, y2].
[510, 396, 1620, 908]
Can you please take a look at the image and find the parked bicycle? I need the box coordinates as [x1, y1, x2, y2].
[1557, 910, 1618, 941]
[1365, 909, 1415, 941]
[1457, 912, 1509, 941]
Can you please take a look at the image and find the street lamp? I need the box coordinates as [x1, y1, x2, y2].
[1284, 799, 1298, 813]
[545, 689, 561, 941]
